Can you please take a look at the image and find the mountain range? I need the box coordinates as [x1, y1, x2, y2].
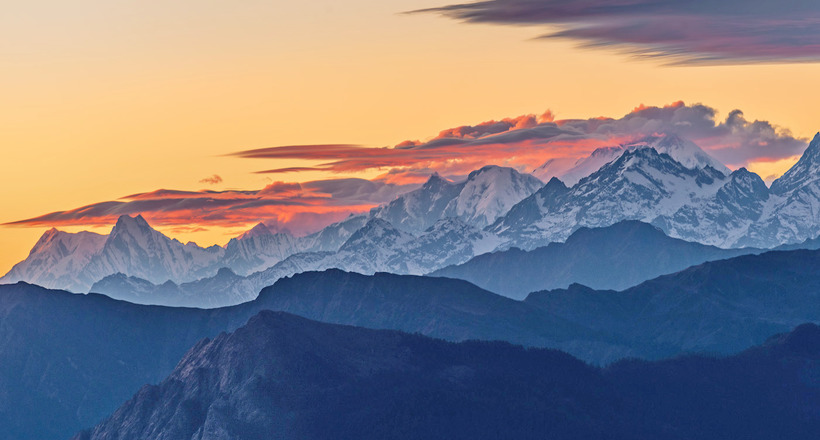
[497, 133, 820, 249]
[431, 220, 762, 299]
[6, 244, 820, 439]
[6, 132, 820, 308]
[75, 311, 820, 440]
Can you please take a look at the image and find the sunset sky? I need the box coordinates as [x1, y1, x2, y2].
[3, 0, 820, 274]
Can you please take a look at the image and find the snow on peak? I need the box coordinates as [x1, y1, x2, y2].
[625, 134, 730, 176]
[446, 165, 543, 228]
[771, 132, 820, 195]
[239, 222, 273, 240]
[534, 134, 730, 187]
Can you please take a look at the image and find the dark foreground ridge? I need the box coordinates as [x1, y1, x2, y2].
[74, 311, 820, 440]
[4, 246, 820, 439]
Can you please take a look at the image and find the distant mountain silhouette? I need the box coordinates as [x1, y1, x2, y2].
[75, 311, 820, 440]
[6, 247, 820, 438]
[432, 220, 761, 299]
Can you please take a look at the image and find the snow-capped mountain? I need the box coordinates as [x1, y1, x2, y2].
[386, 217, 502, 274]
[444, 165, 544, 228]
[493, 147, 730, 248]
[656, 167, 770, 246]
[371, 173, 464, 233]
[81, 215, 224, 286]
[554, 146, 625, 186]
[221, 223, 302, 275]
[11, 132, 820, 302]
[372, 166, 542, 233]
[496, 132, 820, 249]
[630, 134, 730, 175]
[533, 133, 730, 186]
[3, 215, 226, 292]
[0, 228, 106, 291]
[297, 214, 368, 252]
[743, 133, 820, 247]
[90, 217, 505, 307]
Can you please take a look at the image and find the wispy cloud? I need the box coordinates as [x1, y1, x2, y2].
[231, 102, 807, 175]
[414, 0, 820, 65]
[5, 178, 419, 235]
[7, 101, 808, 233]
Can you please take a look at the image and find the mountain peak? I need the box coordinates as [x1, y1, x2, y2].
[29, 227, 67, 255]
[624, 133, 730, 175]
[770, 133, 820, 195]
[422, 172, 451, 190]
[466, 165, 504, 180]
[239, 222, 272, 240]
[113, 214, 152, 232]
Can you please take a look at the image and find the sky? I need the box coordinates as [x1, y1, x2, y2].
[2, 0, 820, 275]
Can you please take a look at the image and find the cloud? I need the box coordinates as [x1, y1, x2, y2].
[8, 101, 809, 235]
[198, 174, 223, 185]
[414, 0, 820, 65]
[4, 177, 420, 235]
[230, 101, 808, 176]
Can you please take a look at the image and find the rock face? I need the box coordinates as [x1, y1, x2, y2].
[431, 220, 761, 299]
[74, 312, 820, 440]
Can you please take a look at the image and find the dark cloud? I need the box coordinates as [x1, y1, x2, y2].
[415, 0, 820, 64]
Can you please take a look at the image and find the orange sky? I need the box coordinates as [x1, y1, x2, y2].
[2, 0, 820, 275]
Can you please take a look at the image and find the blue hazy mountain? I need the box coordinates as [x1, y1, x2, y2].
[75, 311, 820, 440]
[431, 220, 762, 299]
[5, 247, 820, 438]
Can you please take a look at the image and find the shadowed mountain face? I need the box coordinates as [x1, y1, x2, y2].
[5, 248, 820, 439]
[431, 220, 761, 299]
[74, 312, 820, 440]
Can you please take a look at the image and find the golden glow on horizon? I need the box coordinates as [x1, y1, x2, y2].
[2, 0, 820, 274]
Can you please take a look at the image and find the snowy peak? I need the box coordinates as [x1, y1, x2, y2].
[421, 172, 454, 192]
[239, 222, 273, 240]
[82, 215, 224, 286]
[223, 224, 299, 275]
[445, 165, 543, 228]
[110, 214, 154, 238]
[723, 168, 769, 202]
[771, 133, 820, 195]
[533, 134, 729, 187]
[340, 218, 414, 252]
[624, 134, 731, 175]
[0, 228, 107, 291]
[556, 146, 625, 186]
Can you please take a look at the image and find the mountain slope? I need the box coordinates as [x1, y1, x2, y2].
[744, 132, 820, 247]
[533, 134, 729, 186]
[221, 223, 301, 275]
[81, 215, 224, 286]
[493, 147, 729, 248]
[91, 218, 502, 307]
[75, 313, 820, 440]
[8, 249, 820, 439]
[431, 221, 760, 299]
[0, 228, 106, 291]
[372, 166, 541, 233]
